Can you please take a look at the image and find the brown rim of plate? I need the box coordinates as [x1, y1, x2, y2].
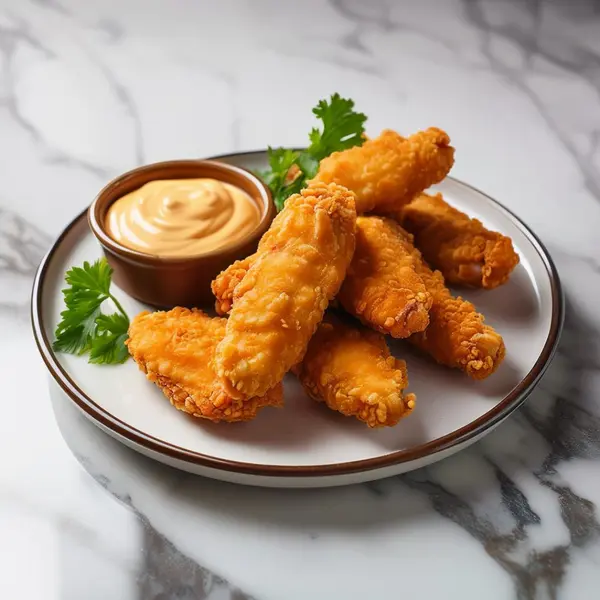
[30, 150, 565, 479]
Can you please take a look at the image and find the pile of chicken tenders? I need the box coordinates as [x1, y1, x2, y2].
[127, 127, 520, 428]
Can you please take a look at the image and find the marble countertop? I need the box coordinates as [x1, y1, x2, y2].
[2, 0, 600, 598]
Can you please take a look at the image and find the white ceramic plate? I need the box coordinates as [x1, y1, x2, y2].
[32, 151, 563, 488]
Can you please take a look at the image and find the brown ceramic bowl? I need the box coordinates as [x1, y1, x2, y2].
[88, 159, 274, 308]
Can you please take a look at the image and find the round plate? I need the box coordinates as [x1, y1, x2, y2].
[32, 151, 563, 488]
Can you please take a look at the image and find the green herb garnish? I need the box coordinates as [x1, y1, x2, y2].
[53, 258, 130, 365]
[260, 93, 367, 210]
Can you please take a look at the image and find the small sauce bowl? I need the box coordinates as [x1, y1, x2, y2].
[89, 159, 274, 308]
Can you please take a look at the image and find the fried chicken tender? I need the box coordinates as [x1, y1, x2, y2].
[295, 317, 416, 428]
[314, 128, 455, 213]
[405, 234, 506, 379]
[127, 307, 283, 422]
[338, 216, 432, 337]
[400, 193, 520, 289]
[215, 181, 357, 398]
[213, 217, 432, 337]
[211, 255, 253, 316]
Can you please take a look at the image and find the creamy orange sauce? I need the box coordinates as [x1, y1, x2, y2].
[106, 178, 260, 257]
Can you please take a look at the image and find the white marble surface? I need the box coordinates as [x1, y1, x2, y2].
[2, 0, 600, 598]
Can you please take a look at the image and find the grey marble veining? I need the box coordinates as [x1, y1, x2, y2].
[0, 208, 50, 315]
[1, 0, 600, 598]
[461, 0, 600, 204]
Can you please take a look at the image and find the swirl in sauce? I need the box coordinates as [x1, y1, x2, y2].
[106, 178, 260, 257]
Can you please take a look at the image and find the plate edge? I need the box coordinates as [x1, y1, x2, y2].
[30, 151, 566, 479]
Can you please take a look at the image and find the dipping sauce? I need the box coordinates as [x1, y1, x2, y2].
[106, 178, 261, 257]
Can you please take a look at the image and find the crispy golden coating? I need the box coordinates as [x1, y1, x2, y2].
[338, 216, 432, 338]
[400, 193, 520, 289]
[314, 128, 455, 213]
[213, 217, 433, 338]
[211, 255, 253, 316]
[126, 308, 283, 422]
[296, 317, 415, 428]
[215, 182, 357, 398]
[408, 246, 506, 379]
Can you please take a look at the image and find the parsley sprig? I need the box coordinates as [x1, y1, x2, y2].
[260, 93, 367, 210]
[53, 258, 130, 365]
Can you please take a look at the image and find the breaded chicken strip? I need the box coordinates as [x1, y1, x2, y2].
[400, 193, 520, 289]
[314, 128, 455, 213]
[338, 216, 432, 337]
[211, 255, 253, 316]
[127, 308, 283, 422]
[213, 217, 432, 338]
[215, 182, 357, 398]
[295, 316, 415, 428]
[406, 239, 506, 379]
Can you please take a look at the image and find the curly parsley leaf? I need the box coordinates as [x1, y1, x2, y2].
[273, 173, 307, 213]
[259, 94, 368, 210]
[53, 303, 102, 355]
[258, 147, 300, 210]
[89, 313, 130, 364]
[260, 147, 299, 189]
[295, 153, 319, 182]
[306, 93, 367, 163]
[64, 259, 112, 296]
[53, 258, 130, 365]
